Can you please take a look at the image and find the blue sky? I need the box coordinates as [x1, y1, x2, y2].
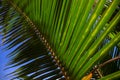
[0, 25, 29, 80]
[0, 30, 18, 80]
[0, 34, 10, 80]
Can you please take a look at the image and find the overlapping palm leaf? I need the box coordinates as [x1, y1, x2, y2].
[0, 0, 120, 80]
[0, 1, 65, 80]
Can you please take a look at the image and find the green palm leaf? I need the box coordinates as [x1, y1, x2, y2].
[0, 0, 120, 80]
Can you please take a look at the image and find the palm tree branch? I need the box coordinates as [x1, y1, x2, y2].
[6, 0, 69, 79]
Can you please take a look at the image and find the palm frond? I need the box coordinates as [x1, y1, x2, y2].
[0, 0, 120, 80]
[0, 1, 65, 80]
